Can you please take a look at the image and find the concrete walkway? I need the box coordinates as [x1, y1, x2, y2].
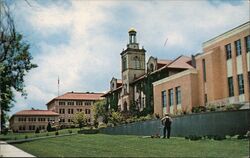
[0, 141, 35, 157]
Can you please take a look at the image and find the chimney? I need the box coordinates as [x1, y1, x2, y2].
[191, 55, 196, 68]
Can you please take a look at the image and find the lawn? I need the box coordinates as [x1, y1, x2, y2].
[0, 128, 79, 141]
[13, 134, 249, 157]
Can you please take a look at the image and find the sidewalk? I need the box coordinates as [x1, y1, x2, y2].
[0, 141, 35, 157]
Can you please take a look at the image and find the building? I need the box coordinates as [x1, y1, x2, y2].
[9, 110, 59, 132]
[153, 21, 250, 117]
[103, 28, 194, 114]
[46, 92, 104, 126]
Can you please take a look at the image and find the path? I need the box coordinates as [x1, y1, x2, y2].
[0, 141, 35, 157]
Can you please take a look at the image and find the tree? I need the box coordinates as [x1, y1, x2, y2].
[0, 1, 37, 130]
[93, 100, 108, 124]
[73, 112, 87, 130]
[47, 122, 52, 132]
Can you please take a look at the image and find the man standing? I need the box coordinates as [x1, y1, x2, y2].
[161, 113, 173, 139]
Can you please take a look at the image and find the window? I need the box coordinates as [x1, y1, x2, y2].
[67, 101, 74, 106]
[85, 109, 91, 114]
[175, 86, 181, 104]
[225, 44, 232, 59]
[204, 94, 208, 104]
[59, 109, 65, 114]
[237, 74, 244, 95]
[168, 89, 174, 106]
[202, 59, 206, 82]
[85, 101, 91, 106]
[161, 90, 166, 108]
[228, 77, 234, 97]
[235, 39, 241, 56]
[76, 101, 83, 106]
[134, 56, 140, 69]
[59, 101, 65, 105]
[245, 35, 250, 52]
[122, 57, 127, 71]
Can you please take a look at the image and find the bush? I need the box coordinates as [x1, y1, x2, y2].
[191, 106, 206, 113]
[25, 135, 28, 139]
[68, 130, 72, 134]
[55, 131, 59, 136]
[46, 133, 49, 136]
[35, 128, 40, 133]
[188, 135, 202, 141]
[98, 123, 107, 129]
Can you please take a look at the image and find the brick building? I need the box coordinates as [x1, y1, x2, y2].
[9, 110, 59, 132]
[46, 92, 104, 126]
[154, 21, 250, 117]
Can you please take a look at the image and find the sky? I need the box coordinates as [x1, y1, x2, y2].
[7, 0, 250, 116]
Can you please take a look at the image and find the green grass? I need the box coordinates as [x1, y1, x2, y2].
[0, 128, 79, 141]
[13, 134, 249, 157]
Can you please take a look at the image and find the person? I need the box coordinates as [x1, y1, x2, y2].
[161, 113, 173, 139]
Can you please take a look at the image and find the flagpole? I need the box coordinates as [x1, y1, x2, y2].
[58, 76, 60, 97]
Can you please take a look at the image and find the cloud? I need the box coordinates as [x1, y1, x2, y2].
[8, 0, 249, 116]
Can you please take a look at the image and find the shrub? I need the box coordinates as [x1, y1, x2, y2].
[98, 123, 107, 129]
[55, 131, 59, 136]
[25, 135, 28, 139]
[35, 128, 40, 133]
[46, 133, 49, 136]
[191, 106, 206, 113]
[68, 130, 72, 134]
[188, 135, 202, 141]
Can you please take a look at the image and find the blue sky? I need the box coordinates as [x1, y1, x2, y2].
[7, 0, 249, 116]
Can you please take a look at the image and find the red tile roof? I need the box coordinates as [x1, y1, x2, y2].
[47, 92, 104, 105]
[14, 110, 59, 116]
[167, 55, 193, 69]
[157, 59, 172, 69]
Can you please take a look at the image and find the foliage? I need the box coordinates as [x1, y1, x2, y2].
[55, 131, 59, 136]
[73, 112, 87, 129]
[108, 111, 124, 126]
[35, 128, 40, 134]
[47, 122, 52, 132]
[191, 106, 206, 113]
[0, 1, 37, 129]
[93, 100, 108, 124]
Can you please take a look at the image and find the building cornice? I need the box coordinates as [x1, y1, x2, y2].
[202, 21, 250, 48]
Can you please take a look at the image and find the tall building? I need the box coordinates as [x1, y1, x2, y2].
[9, 110, 59, 132]
[46, 92, 104, 126]
[153, 21, 250, 117]
[103, 29, 194, 113]
[120, 28, 146, 111]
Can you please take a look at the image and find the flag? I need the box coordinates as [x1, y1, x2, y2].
[58, 76, 60, 85]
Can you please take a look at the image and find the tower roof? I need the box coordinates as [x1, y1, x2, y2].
[128, 28, 136, 33]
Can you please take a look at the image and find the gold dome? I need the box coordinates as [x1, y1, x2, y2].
[128, 28, 136, 33]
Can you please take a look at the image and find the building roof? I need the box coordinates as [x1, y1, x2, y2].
[13, 110, 59, 116]
[102, 85, 122, 97]
[167, 55, 193, 69]
[152, 55, 193, 74]
[47, 92, 104, 105]
[157, 59, 172, 69]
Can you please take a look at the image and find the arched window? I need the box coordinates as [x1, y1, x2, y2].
[122, 57, 127, 70]
[134, 56, 140, 69]
[150, 63, 154, 72]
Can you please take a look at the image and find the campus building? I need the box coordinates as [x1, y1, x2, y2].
[46, 92, 104, 126]
[9, 110, 59, 132]
[154, 21, 250, 117]
[103, 28, 194, 113]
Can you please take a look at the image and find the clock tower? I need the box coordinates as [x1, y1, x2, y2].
[120, 28, 146, 111]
